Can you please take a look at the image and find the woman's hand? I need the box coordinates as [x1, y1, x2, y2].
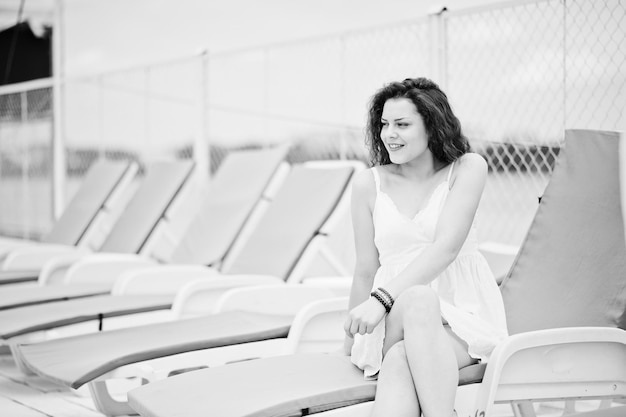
[344, 297, 387, 338]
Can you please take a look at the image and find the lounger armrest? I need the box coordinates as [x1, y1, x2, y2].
[111, 265, 220, 296]
[478, 241, 519, 285]
[1, 244, 91, 271]
[38, 252, 103, 285]
[470, 327, 626, 417]
[283, 296, 349, 354]
[0, 239, 31, 260]
[63, 254, 159, 285]
[172, 275, 285, 318]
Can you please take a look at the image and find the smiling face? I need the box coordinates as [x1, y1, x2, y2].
[380, 98, 430, 165]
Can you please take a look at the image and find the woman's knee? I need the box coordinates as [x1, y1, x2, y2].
[382, 341, 408, 369]
[392, 285, 440, 324]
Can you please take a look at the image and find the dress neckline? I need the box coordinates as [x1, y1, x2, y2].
[373, 163, 454, 221]
[378, 180, 449, 221]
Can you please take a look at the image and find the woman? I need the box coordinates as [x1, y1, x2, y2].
[344, 77, 508, 417]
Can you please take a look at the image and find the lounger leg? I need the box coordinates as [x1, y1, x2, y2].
[511, 401, 536, 417]
[598, 399, 614, 409]
[563, 400, 577, 415]
[89, 380, 137, 416]
[9, 343, 36, 375]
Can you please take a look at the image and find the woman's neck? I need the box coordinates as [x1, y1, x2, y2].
[393, 155, 445, 181]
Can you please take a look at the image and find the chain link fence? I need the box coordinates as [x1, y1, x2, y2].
[206, 0, 624, 246]
[206, 20, 432, 155]
[63, 55, 203, 166]
[0, 55, 204, 239]
[0, 0, 624, 244]
[445, 0, 625, 244]
[0, 80, 54, 238]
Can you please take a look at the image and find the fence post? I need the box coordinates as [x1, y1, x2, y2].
[143, 66, 151, 158]
[20, 91, 30, 237]
[339, 35, 347, 161]
[194, 50, 209, 178]
[52, 0, 66, 219]
[428, 6, 448, 88]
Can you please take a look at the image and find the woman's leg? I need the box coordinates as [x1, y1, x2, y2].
[381, 285, 476, 417]
[371, 341, 420, 417]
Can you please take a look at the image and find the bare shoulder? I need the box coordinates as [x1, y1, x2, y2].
[451, 153, 488, 186]
[351, 167, 377, 198]
[352, 167, 375, 190]
[456, 152, 487, 171]
[455, 152, 487, 175]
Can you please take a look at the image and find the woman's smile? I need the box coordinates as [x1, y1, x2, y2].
[387, 143, 404, 151]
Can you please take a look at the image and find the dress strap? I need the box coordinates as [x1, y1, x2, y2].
[446, 161, 455, 183]
[371, 167, 381, 193]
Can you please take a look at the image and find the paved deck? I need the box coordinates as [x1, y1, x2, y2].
[1, 353, 107, 417]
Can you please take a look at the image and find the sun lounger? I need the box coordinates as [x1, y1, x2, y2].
[15, 284, 345, 416]
[0, 147, 289, 309]
[41, 160, 138, 247]
[0, 162, 358, 348]
[0, 159, 137, 249]
[127, 129, 626, 417]
[0, 160, 195, 287]
[0, 159, 138, 283]
[15, 284, 349, 413]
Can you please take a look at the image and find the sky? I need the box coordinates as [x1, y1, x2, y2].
[51, 0, 503, 74]
[0, 0, 507, 74]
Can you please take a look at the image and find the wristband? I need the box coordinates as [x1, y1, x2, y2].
[370, 287, 394, 313]
[377, 287, 395, 307]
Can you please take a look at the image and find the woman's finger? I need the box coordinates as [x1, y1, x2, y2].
[344, 318, 353, 337]
[350, 320, 360, 337]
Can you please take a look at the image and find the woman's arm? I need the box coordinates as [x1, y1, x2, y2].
[384, 152, 488, 299]
[343, 169, 380, 353]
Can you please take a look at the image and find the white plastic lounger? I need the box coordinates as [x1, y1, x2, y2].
[0, 295, 174, 340]
[16, 288, 336, 383]
[0, 159, 138, 284]
[128, 129, 626, 417]
[127, 353, 490, 417]
[39, 160, 138, 247]
[0, 147, 289, 310]
[15, 285, 347, 416]
[0, 163, 357, 347]
[0, 159, 137, 249]
[0, 282, 115, 309]
[166, 147, 289, 267]
[0, 160, 195, 286]
[0, 270, 50, 285]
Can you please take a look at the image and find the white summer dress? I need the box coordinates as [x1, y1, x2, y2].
[351, 164, 508, 379]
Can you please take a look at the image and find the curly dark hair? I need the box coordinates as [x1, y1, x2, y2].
[365, 77, 470, 166]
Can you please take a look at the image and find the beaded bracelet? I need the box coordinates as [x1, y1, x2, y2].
[377, 287, 395, 306]
[370, 291, 390, 312]
[370, 287, 394, 313]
